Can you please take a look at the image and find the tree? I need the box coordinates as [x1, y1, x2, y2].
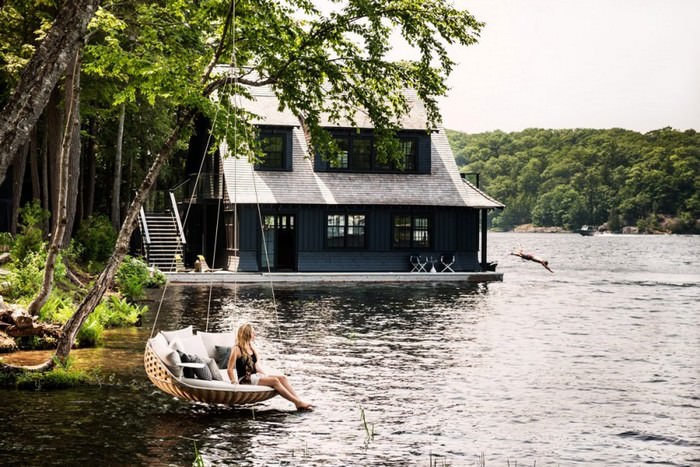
[27, 50, 82, 316]
[2, 0, 484, 370]
[0, 0, 101, 186]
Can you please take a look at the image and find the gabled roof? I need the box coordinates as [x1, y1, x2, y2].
[221, 87, 504, 209]
[241, 86, 431, 130]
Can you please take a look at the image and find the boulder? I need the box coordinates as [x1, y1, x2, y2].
[0, 330, 18, 353]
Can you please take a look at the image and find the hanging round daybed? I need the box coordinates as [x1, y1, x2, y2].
[144, 328, 278, 406]
[144, 341, 277, 405]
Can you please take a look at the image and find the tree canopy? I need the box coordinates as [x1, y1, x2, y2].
[449, 128, 700, 233]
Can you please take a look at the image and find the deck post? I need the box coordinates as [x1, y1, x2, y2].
[480, 209, 488, 269]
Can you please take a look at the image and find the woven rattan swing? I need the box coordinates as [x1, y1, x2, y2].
[144, 341, 277, 405]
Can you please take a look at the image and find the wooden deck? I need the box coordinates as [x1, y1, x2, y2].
[165, 271, 503, 284]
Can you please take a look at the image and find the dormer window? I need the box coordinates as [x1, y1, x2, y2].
[255, 126, 292, 171]
[316, 129, 428, 174]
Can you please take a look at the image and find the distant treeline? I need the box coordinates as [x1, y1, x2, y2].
[448, 127, 700, 233]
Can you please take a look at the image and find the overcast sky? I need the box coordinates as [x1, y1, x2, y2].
[432, 0, 700, 133]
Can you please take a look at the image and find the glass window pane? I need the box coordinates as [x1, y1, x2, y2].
[258, 134, 285, 169]
[327, 214, 345, 247]
[330, 138, 349, 169]
[351, 139, 372, 170]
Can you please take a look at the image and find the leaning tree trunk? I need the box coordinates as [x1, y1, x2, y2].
[27, 51, 82, 316]
[111, 103, 125, 231]
[53, 108, 196, 363]
[0, 0, 100, 186]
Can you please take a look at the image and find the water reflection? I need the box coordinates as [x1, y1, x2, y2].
[1, 234, 699, 465]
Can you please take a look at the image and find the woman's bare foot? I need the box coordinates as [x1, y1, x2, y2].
[296, 402, 314, 411]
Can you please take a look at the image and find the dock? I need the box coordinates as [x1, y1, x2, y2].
[165, 271, 503, 284]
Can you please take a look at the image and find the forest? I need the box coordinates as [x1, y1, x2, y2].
[448, 128, 700, 233]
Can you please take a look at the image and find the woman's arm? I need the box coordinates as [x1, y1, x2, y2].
[227, 346, 239, 384]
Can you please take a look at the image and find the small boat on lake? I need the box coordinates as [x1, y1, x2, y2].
[578, 225, 596, 236]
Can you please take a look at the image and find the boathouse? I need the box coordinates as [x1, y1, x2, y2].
[138, 87, 503, 274]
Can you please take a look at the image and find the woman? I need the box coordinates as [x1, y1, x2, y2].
[227, 322, 313, 410]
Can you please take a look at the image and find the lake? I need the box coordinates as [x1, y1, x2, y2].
[1, 232, 698, 466]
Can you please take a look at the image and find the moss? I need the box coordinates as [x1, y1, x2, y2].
[1, 358, 98, 390]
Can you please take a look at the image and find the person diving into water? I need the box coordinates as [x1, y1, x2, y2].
[511, 249, 554, 273]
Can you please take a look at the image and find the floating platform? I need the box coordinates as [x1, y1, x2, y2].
[165, 271, 503, 284]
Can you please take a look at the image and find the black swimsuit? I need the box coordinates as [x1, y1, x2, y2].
[235, 346, 257, 384]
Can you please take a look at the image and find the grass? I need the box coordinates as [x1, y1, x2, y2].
[360, 405, 375, 443]
[0, 357, 98, 390]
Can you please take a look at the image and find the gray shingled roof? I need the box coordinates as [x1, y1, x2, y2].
[221, 88, 504, 209]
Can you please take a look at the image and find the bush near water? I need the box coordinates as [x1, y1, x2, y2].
[0, 204, 163, 351]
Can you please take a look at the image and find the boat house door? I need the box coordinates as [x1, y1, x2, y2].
[261, 214, 296, 271]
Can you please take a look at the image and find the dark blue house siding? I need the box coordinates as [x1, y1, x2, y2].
[233, 204, 482, 272]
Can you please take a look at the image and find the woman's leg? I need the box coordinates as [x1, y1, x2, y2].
[275, 375, 300, 399]
[258, 376, 311, 409]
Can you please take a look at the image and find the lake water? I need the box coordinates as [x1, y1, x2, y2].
[0, 232, 698, 466]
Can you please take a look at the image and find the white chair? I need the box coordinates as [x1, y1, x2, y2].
[440, 255, 455, 272]
[410, 255, 427, 272]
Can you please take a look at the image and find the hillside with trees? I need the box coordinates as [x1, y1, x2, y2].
[448, 128, 700, 233]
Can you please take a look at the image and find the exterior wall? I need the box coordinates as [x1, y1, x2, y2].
[234, 204, 481, 272]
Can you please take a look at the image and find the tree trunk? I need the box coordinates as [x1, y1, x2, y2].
[53, 108, 196, 363]
[47, 87, 62, 231]
[30, 126, 41, 202]
[0, 0, 100, 186]
[9, 143, 28, 234]
[84, 117, 97, 219]
[63, 60, 82, 248]
[112, 103, 125, 231]
[40, 117, 49, 215]
[27, 51, 82, 316]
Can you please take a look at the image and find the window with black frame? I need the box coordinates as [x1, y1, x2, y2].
[326, 213, 366, 248]
[321, 132, 420, 173]
[256, 129, 289, 170]
[392, 215, 430, 248]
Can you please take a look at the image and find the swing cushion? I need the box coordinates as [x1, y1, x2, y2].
[207, 358, 223, 381]
[214, 345, 232, 369]
[149, 334, 183, 377]
[198, 332, 236, 359]
[171, 335, 209, 359]
[161, 326, 194, 344]
[178, 352, 213, 380]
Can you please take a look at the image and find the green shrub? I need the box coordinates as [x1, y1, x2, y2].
[38, 291, 76, 324]
[0, 232, 13, 252]
[115, 256, 164, 302]
[74, 215, 117, 263]
[94, 294, 145, 328]
[76, 313, 104, 347]
[10, 201, 49, 264]
[6, 249, 66, 302]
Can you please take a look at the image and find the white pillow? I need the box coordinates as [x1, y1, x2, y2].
[161, 326, 194, 344]
[178, 335, 209, 358]
[150, 336, 183, 377]
[162, 349, 183, 377]
[197, 332, 236, 358]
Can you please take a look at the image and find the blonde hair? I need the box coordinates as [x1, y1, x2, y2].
[237, 323, 255, 361]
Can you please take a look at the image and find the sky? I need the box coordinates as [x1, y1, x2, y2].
[429, 0, 700, 133]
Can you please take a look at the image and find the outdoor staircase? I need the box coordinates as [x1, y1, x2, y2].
[138, 195, 186, 272]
